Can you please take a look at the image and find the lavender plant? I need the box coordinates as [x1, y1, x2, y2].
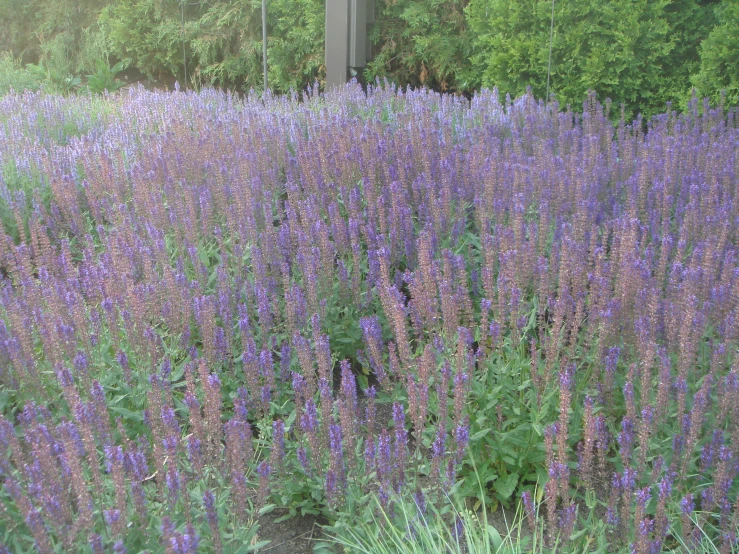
[0, 83, 737, 552]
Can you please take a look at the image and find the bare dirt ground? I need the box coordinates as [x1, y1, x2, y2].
[254, 510, 332, 554]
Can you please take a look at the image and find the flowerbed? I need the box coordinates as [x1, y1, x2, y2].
[0, 84, 738, 552]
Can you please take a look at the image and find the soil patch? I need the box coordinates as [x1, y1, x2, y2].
[254, 510, 332, 554]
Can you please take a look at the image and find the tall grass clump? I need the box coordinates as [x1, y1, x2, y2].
[0, 54, 45, 96]
[327, 492, 531, 554]
[0, 83, 737, 552]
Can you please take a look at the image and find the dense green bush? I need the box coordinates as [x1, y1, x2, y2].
[692, 0, 739, 106]
[1, 0, 738, 110]
[98, 0, 324, 91]
[189, 0, 324, 92]
[367, 0, 735, 116]
[662, 0, 718, 108]
[0, 0, 37, 62]
[99, 0, 187, 82]
[0, 0, 109, 67]
[466, 0, 688, 119]
[0, 54, 45, 95]
[262, 0, 324, 92]
[366, 0, 470, 92]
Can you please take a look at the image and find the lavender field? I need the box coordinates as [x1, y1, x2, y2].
[0, 83, 738, 553]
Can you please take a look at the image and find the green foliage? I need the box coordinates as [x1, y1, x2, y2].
[75, 24, 116, 74]
[462, 313, 551, 510]
[0, 0, 38, 61]
[367, 0, 470, 92]
[99, 0, 187, 82]
[262, 0, 324, 92]
[662, 0, 718, 106]
[96, 0, 323, 92]
[692, 0, 739, 106]
[25, 60, 82, 95]
[1, 0, 737, 113]
[0, 0, 110, 67]
[325, 488, 739, 553]
[365, 0, 729, 116]
[84, 58, 129, 93]
[0, 54, 45, 95]
[187, 0, 262, 90]
[17, 34, 84, 94]
[465, 0, 678, 118]
[326, 490, 523, 554]
[0, 2, 123, 96]
[189, 0, 324, 92]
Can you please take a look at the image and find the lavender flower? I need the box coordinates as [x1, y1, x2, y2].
[522, 490, 536, 531]
[89, 535, 104, 554]
[297, 447, 311, 473]
[301, 399, 319, 447]
[392, 402, 405, 429]
[256, 461, 271, 508]
[377, 430, 393, 483]
[0, 80, 737, 554]
[558, 502, 577, 542]
[203, 489, 219, 530]
[165, 467, 181, 506]
[325, 468, 338, 503]
[453, 420, 469, 463]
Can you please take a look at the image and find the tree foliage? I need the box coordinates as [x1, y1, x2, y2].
[367, 0, 470, 92]
[692, 0, 739, 105]
[367, 0, 734, 115]
[662, 0, 718, 105]
[99, 0, 324, 91]
[189, 0, 324, 92]
[466, 0, 692, 118]
[0, 0, 737, 112]
[99, 0, 185, 81]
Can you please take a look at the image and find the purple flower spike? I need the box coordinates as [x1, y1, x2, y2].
[56, 367, 74, 387]
[89, 535, 104, 554]
[454, 420, 469, 462]
[203, 489, 218, 528]
[301, 400, 318, 433]
[393, 402, 405, 428]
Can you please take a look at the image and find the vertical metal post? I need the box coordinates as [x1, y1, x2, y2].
[325, 0, 349, 88]
[348, 0, 367, 69]
[546, 0, 555, 102]
[366, 0, 374, 64]
[181, 0, 187, 87]
[262, 0, 268, 94]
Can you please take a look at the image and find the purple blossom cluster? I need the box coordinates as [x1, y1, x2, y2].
[0, 84, 738, 550]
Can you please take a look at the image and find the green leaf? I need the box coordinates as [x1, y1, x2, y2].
[312, 542, 336, 554]
[109, 406, 143, 421]
[470, 428, 492, 440]
[494, 472, 519, 500]
[111, 394, 128, 405]
[246, 540, 271, 552]
[356, 373, 369, 391]
[487, 524, 504, 550]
